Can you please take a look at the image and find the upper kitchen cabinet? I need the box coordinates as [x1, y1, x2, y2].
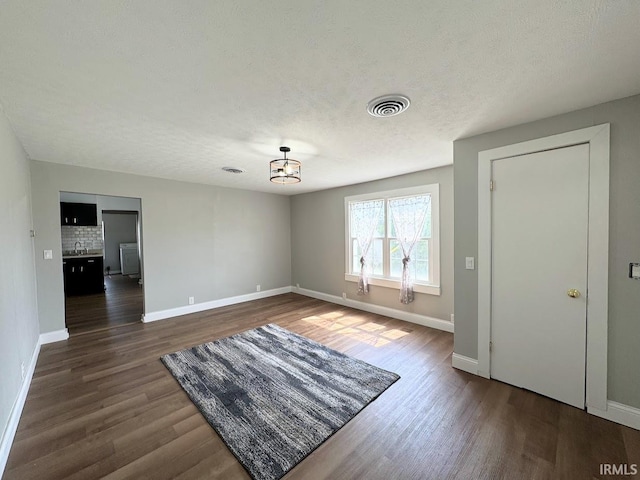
[60, 202, 98, 226]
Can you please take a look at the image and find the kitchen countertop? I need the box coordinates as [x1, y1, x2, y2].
[62, 250, 104, 259]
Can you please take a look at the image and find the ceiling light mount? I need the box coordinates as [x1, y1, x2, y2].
[270, 146, 301, 184]
[367, 94, 411, 117]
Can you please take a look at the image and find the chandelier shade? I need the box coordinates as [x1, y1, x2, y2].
[270, 146, 301, 184]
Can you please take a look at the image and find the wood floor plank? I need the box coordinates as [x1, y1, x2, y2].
[4, 293, 639, 479]
[623, 426, 640, 466]
[99, 424, 214, 480]
[172, 447, 250, 480]
[65, 274, 143, 335]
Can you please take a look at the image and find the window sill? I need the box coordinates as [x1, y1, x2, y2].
[344, 273, 441, 296]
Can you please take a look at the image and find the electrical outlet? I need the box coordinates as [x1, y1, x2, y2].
[43, 250, 53, 260]
[188, 296, 194, 305]
[21, 362, 25, 380]
[342, 292, 347, 300]
[256, 284, 261, 292]
[296, 283, 300, 289]
[450, 314, 455, 323]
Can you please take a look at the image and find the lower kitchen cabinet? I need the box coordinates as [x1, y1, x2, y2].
[63, 257, 104, 296]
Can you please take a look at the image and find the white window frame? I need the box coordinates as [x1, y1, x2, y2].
[344, 184, 440, 296]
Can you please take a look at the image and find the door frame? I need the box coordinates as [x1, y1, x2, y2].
[477, 124, 610, 411]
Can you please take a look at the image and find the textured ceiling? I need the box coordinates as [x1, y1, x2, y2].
[0, 1, 639, 195]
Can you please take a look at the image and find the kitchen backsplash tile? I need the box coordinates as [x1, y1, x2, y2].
[61, 225, 103, 251]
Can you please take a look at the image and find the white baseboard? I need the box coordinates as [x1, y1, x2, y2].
[589, 401, 640, 431]
[452, 353, 479, 375]
[142, 286, 293, 323]
[295, 287, 454, 333]
[0, 341, 40, 476]
[39, 329, 69, 344]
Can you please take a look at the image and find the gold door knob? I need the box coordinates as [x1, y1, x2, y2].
[567, 289, 581, 298]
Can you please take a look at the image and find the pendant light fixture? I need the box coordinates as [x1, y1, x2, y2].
[270, 146, 301, 184]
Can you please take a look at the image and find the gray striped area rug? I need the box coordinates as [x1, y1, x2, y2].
[161, 323, 399, 480]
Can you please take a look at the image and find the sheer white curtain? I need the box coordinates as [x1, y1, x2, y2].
[388, 195, 431, 304]
[350, 200, 384, 294]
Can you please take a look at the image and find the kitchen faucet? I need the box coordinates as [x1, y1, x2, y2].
[74, 241, 81, 254]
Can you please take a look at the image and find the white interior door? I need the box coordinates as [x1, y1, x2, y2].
[491, 143, 589, 409]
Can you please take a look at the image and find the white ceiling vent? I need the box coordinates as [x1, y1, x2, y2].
[366, 94, 411, 117]
[221, 166, 245, 174]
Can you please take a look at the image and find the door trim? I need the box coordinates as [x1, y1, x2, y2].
[477, 124, 610, 411]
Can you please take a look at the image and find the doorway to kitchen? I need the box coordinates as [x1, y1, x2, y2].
[60, 192, 144, 336]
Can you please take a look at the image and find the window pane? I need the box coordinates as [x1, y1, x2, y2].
[421, 200, 432, 238]
[388, 194, 431, 240]
[352, 238, 361, 274]
[350, 200, 384, 238]
[390, 240, 403, 278]
[388, 204, 395, 237]
[390, 239, 429, 281]
[415, 239, 429, 281]
[371, 238, 384, 275]
[374, 214, 385, 237]
[352, 238, 383, 276]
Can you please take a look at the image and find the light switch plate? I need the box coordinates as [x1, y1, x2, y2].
[43, 250, 53, 260]
[630, 263, 640, 280]
[465, 257, 475, 270]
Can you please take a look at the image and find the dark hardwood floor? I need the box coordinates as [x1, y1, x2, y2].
[65, 274, 143, 336]
[5, 293, 639, 479]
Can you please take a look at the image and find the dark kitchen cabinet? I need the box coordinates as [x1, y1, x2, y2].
[60, 202, 98, 226]
[63, 257, 104, 296]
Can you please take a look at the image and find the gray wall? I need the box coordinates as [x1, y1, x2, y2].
[453, 94, 640, 408]
[30, 161, 292, 334]
[0, 112, 40, 449]
[291, 166, 453, 321]
[59, 191, 96, 203]
[103, 212, 137, 273]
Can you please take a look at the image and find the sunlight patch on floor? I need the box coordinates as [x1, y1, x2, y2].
[381, 329, 411, 340]
[301, 311, 412, 347]
[358, 322, 386, 332]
